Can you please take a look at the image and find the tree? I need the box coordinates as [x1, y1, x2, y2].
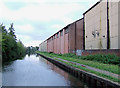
[8, 23, 16, 40]
[1, 23, 26, 64]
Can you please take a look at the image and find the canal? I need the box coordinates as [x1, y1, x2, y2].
[2, 54, 89, 87]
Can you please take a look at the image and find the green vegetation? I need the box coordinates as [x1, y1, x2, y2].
[55, 53, 119, 65]
[55, 58, 120, 83]
[37, 51, 119, 74]
[26, 46, 39, 55]
[37, 51, 120, 82]
[0, 23, 26, 64]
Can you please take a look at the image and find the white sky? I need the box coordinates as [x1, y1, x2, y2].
[0, 0, 99, 47]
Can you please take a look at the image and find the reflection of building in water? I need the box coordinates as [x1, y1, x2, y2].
[46, 60, 84, 86]
[46, 60, 69, 80]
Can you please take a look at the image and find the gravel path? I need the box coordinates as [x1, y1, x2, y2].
[53, 57, 119, 78]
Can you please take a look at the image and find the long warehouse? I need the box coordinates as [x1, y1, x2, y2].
[39, 0, 120, 56]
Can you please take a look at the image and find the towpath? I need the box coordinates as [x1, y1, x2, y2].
[53, 57, 119, 79]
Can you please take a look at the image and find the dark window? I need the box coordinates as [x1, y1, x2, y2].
[54, 35, 56, 39]
[60, 30, 63, 36]
[65, 28, 69, 34]
[57, 33, 59, 38]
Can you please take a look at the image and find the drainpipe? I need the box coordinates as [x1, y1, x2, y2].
[107, 0, 110, 49]
[75, 22, 76, 55]
[83, 17, 85, 50]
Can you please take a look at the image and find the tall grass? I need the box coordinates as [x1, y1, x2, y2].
[36, 51, 119, 74]
[55, 53, 120, 65]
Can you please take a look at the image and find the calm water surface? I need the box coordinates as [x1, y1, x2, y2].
[2, 54, 88, 87]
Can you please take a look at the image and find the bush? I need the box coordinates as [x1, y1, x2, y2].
[39, 52, 120, 65]
[58, 53, 119, 65]
[79, 54, 120, 65]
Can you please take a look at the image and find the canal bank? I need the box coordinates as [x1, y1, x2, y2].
[37, 53, 120, 88]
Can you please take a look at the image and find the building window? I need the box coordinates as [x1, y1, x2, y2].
[60, 30, 63, 36]
[57, 33, 59, 38]
[65, 28, 69, 34]
[54, 35, 56, 39]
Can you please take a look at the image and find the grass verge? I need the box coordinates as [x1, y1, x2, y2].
[56, 58, 120, 83]
[36, 51, 119, 75]
[36, 51, 120, 83]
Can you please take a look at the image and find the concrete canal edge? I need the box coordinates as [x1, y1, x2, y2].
[38, 53, 120, 88]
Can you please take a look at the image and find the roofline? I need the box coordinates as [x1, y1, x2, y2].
[83, 0, 102, 15]
[42, 17, 83, 43]
[75, 18, 83, 23]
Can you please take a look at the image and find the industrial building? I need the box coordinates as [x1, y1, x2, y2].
[39, 0, 120, 56]
[47, 18, 84, 55]
[84, 0, 120, 50]
[39, 40, 47, 52]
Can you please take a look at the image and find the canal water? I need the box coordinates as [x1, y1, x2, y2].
[2, 54, 88, 87]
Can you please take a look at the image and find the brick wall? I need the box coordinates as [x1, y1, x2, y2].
[82, 49, 120, 57]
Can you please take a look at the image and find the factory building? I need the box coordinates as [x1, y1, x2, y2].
[39, 0, 120, 56]
[47, 18, 84, 55]
[39, 40, 47, 52]
[84, 0, 120, 50]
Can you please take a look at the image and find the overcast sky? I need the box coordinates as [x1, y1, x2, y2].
[0, 0, 98, 47]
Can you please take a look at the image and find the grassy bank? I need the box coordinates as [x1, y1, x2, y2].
[55, 58, 119, 83]
[37, 51, 119, 74]
[36, 51, 120, 82]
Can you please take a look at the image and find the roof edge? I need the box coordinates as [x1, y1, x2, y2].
[83, 0, 102, 15]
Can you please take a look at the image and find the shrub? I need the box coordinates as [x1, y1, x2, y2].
[79, 54, 120, 65]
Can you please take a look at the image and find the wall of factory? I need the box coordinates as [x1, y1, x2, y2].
[117, 1, 119, 49]
[57, 32, 61, 54]
[50, 37, 52, 52]
[75, 19, 84, 55]
[39, 0, 120, 56]
[60, 29, 65, 54]
[84, 0, 120, 50]
[84, 0, 108, 50]
[109, 1, 120, 49]
[68, 23, 76, 53]
[47, 37, 53, 52]
[39, 40, 47, 52]
[53, 35, 56, 53]
[64, 28, 69, 54]
[82, 49, 120, 57]
[45, 18, 84, 55]
[47, 38, 50, 52]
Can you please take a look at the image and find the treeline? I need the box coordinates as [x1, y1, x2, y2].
[26, 46, 39, 55]
[0, 23, 26, 64]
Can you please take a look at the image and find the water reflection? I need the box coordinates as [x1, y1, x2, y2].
[2, 55, 88, 87]
[44, 57, 85, 87]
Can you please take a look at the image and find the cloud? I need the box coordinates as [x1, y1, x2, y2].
[15, 24, 34, 33]
[24, 40, 43, 47]
[2, 0, 100, 3]
[0, 0, 97, 47]
[16, 34, 32, 44]
[0, 1, 88, 22]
